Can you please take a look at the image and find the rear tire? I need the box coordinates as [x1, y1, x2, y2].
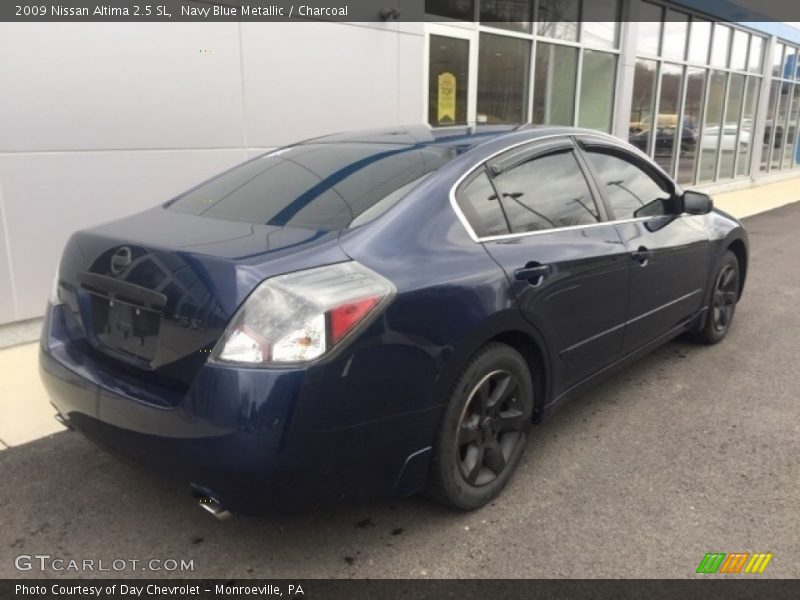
[691, 250, 740, 344]
[427, 342, 534, 510]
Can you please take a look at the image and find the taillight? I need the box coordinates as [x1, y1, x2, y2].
[49, 261, 63, 306]
[212, 261, 395, 366]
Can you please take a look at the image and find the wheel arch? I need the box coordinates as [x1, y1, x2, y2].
[726, 238, 748, 299]
[486, 329, 549, 423]
[427, 310, 554, 429]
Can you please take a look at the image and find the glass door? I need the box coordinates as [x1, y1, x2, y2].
[427, 25, 476, 126]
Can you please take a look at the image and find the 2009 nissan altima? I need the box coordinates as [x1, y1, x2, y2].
[40, 125, 748, 515]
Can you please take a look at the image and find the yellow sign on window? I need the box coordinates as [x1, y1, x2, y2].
[437, 72, 456, 124]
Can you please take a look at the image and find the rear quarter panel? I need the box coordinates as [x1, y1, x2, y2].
[335, 163, 539, 427]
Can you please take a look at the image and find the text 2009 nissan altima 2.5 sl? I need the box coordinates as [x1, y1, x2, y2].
[40, 125, 748, 516]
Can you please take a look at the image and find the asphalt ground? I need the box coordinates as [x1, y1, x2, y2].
[1, 202, 799, 579]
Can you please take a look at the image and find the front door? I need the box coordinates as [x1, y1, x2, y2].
[579, 142, 713, 353]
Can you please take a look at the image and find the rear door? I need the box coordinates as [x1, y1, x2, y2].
[455, 138, 630, 397]
[577, 138, 712, 353]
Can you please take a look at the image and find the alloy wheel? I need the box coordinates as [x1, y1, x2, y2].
[712, 264, 738, 331]
[456, 370, 526, 486]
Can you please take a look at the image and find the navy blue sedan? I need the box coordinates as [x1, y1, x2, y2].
[40, 125, 748, 515]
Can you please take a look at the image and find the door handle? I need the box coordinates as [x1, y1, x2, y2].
[514, 264, 551, 285]
[631, 246, 653, 265]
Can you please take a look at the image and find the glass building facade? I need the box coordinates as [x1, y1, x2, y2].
[762, 41, 800, 173]
[425, 0, 800, 186]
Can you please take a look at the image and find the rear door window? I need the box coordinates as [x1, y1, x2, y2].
[455, 170, 510, 238]
[492, 150, 600, 233]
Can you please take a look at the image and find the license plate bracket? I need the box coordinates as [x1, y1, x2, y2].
[90, 295, 161, 363]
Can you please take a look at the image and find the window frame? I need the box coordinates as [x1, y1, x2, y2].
[454, 166, 512, 238]
[449, 132, 692, 244]
[486, 136, 573, 175]
[451, 134, 620, 242]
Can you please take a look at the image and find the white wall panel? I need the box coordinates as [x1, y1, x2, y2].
[0, 22, 426, 324]
[0, 23, 245, 152]
[0, 149, 247, 320]
[0, 185, 17, 323]
[241, 22, 404, 147]
[397, 32, 426, 123]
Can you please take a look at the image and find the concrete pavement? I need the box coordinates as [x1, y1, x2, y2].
[0, 343, 65, 447]
[710, 177, 800, 218]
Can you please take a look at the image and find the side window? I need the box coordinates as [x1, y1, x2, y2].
[585, 150, 672, 220]
[492, 150, 600, 233]
[455, 170, 510, 238]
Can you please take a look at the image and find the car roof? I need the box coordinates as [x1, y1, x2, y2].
[296, 124, 612, 153]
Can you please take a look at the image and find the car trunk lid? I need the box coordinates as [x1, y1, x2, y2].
[56, 207, 346, 390]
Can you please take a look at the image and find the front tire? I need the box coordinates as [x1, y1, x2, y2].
[427, 342, 534, 510]
[692, 250, 740, 344]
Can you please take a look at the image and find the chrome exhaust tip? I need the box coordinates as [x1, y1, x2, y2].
[54, 412, 74, 430]
[197, 495, 232, 521]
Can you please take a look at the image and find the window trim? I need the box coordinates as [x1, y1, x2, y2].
[451, 134, 561, 242]
[455, 166, 512, 238]
[449, 132, 683, 244]
[449, 133, 658, 243]
[487, 137, 573, 175]
[576, 134, 678, 193]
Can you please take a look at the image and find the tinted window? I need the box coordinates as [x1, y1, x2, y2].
[456, 171, 509, 238]
[711, 24, 731, 68]
[168, 144, 455, 230]
[480, 0, 533, 33]
[493, 151, 600, 233]
[425, 0, 474, 20]
[637, 3, 663, 55]
[477, 33, 530, 123]
[585, 150, 671, 219]
[537, 0, 579, 41]
[579, 50, 616, 132]
[533, 43, 577, 125]
[582, 0, 620, 49]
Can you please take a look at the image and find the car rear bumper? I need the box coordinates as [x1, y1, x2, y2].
[39, 304, 438, 513]
[40, 343, 297, 512]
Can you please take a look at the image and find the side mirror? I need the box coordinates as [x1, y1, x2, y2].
[681, 190, 713, 215]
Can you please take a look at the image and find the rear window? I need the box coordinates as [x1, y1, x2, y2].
[167, 143, 456, 230]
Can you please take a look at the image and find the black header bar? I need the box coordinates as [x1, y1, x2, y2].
[3, 0, 800, 22]
[4, 579, 800, 600]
